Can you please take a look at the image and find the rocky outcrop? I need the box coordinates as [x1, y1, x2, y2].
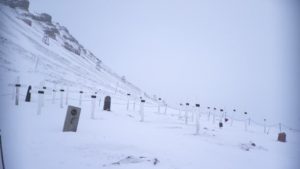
[30, 13, 52, 23]
[0, 0, 30, 11]
[21, 18, 31, 26]
[63, 42, 81, 56]
[44, 27, 59, 39]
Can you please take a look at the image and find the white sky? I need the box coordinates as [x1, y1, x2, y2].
[29, 0, 299, 125]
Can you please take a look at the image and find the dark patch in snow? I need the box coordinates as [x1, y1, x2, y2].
[239, 141, 267, 152]
[103, 156, 160, 167]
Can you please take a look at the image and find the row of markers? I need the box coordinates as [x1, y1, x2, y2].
[13, 82, 149, 122]
[12, 82, 288, 142]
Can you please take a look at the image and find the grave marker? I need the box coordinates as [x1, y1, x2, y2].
[79, 91, 83, 106]
[63, 106, 81, 132]
[60, 89, 64, 108]
[15, 83, 21, 106]
[140, 99, 145, 122]
[277, 132, 286, 142]
[25, 85, 31, 102]
[185, 103, 189, 125]
[103, 96, 111, 111]
[195, 104, 200, 135]
[37, 90, 44, 115]
[126, 93, 131, 111]
[52, 89, 56, 104]
[91, 95, 96, 119]
[157, 98, 161, 113]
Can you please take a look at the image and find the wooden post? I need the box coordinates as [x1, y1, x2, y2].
[91, 95, 96, 119]
[126, 93, 130, 111]
[157, 98, 161, 113]
[207, 107, 211, 121]
[41, 86, 46, 107]
[140, 100, 145, 122]
[15, 77, 21, 106]
[195, 104, 200, 135]
[52, 89, 56, 104]
[212, 108, 217, 124]
[79, 91, 83, 106]
[60, 89, 64, 108]
[37, 90, 44, 115]
[231, 109, 236, 126]
[178, 104, 182, 118]
[185, 103, 189, 125]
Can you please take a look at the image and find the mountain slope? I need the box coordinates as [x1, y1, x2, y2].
[0, 1, 143, 98]
[0, 1, 300, 169]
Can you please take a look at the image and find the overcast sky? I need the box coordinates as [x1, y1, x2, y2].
[29, 0, 299, 125]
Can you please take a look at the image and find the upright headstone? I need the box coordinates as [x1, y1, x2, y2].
[0, 135, 5, 169]
[219, 122, 223, 128]
[103, 96, 111, 111]
[63, 106, 81, 132]
[277, 132, 286, 142]
[25, 85, 31, 102]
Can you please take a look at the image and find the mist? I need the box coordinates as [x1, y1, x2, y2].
[29, 0, 300, 126]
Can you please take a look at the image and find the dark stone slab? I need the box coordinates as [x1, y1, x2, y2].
[63, 106, 81, 132]
[103, 96, 111, 111]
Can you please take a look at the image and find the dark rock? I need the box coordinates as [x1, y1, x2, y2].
[21, 18, 31, 26]
[1, 0, 30, 11]
[30, 13, 52, 23]
[63, 34, 78, 44]
[63, 42, 81, 56]
[44, 27, 59, 39]
[277, 132, 286, 142]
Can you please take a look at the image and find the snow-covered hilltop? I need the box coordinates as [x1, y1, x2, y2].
[0, 0, 143, 98]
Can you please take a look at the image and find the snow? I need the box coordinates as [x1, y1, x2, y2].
[0, 3, 300, 169]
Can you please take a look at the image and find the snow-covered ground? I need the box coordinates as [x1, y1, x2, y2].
[0, 2, 300, 169]
[1, 87, 300, 169]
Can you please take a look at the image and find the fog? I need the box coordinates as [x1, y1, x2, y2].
[30, 0, 300, 126]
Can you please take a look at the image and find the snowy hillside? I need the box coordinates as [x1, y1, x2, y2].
[0, 1, 300, 169]
[0, 0, 142, 98]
